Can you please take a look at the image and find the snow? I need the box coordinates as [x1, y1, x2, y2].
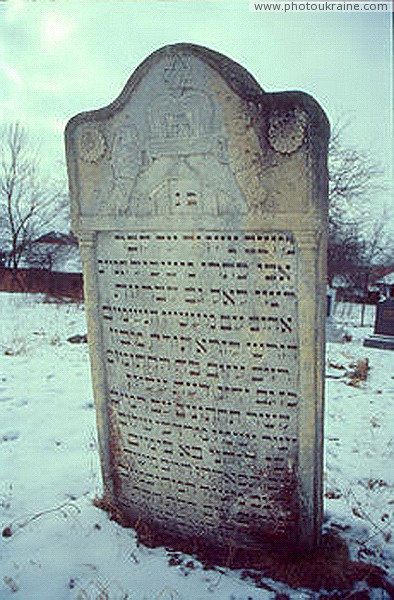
[376, 273, 394, 286]
[324, 304, 394, 573]
[0, 294, 393, 599]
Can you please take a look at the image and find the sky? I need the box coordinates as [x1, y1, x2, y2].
[0, 1, 392, 222]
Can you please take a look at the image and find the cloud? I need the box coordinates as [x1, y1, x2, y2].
[3, 0, 25, 24]
[0, 99, 21, 123]
[0, 62, 22, 86]
[31, 80, 63, 94]
[42, 11, 74, 47]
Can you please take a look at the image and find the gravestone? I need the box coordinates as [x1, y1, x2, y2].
[326, 286, 336, 319]
[326, 285, 348, 343]
[364, 297, 394, 350]
[65, 44, 329, 553]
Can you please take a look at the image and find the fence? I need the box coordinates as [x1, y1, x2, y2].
[0, 267, 83, 300]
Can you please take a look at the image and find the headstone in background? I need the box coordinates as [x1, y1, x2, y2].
[375, 272, 394, 299]
[326, 286, 336, 319]
[326, 285, 349, 343]
[364, 297, 394, 350]
[65, 44, 329, 553]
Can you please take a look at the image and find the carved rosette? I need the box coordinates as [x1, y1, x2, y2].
[268, 108, 308, 154]
[78, 125, 107, 164]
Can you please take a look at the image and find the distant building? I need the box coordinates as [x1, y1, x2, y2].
[376, 272, 394, 299]
[24, 231, 82, 273]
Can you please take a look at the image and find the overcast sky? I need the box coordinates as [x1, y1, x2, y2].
[0, 1, 392, 222]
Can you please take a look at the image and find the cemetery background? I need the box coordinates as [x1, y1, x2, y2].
[0, 2, 393, 599]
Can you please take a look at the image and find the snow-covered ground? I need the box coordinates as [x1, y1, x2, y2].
[0, 294, 392, 599]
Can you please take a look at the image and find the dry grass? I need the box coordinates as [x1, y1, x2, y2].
[346, 358, 370, 386]
[93, 497, 393, 596]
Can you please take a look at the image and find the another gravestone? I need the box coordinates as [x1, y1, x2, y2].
[326, 285, 349, 343]
[65, 44, 329, 552]
[327, 286, 336, 318]
[364, 297, 394, 350]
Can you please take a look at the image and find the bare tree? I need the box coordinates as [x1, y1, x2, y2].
[0, 122, 68, 271]
[327, 118, 394, 327]
[327, 118, 386, 286]
[356, 210, 394, 325]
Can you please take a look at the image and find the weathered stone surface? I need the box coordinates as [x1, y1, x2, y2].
[364, 298, 394, 350]
[374, 298, 394, 337]
[65, 44, 329, 552]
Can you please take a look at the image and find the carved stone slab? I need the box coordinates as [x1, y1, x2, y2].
[65, 44, 329, 552]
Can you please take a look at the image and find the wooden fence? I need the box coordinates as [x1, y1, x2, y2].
[0, 267, 83, 300]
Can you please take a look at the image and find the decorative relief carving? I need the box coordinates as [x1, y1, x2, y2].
[106, 56, 247, 218]
[111, 121, 141, 180]
[216, 137, 229, 164]
[148, 90, 216, 156]
[127, 155, 247, 217]
[163, 52, 193, 93]
[267, 109, 308, 155]
[211, 78, 272, 214]
[78, 125, 107, 164]
[106, 120, 143, 216]
[88, 54, 249, 218]
[248, 188, 277, 214]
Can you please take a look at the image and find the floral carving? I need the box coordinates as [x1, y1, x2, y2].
[268, 108, 308, 154]
[78, 125, 107, 164]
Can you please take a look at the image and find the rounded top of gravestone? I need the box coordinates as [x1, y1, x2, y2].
[65, 42, 329, 139]
[65, 43, 329, 228]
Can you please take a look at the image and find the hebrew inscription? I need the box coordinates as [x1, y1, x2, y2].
[97, 230, 299, 544]
[66, 43, 329, 552]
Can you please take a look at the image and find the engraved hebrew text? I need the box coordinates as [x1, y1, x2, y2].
[96, 230, 300, 543]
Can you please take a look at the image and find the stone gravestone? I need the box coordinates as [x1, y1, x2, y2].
[65, 44, 329, 553]
[326, 285, 349, 343]
[326, 286, 336, 319]
[364, 297, 394, 350]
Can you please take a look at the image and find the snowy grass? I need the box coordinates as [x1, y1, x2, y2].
[0, 293, 393, 599]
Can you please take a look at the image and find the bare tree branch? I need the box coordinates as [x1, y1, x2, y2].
[327, 117, 391, 287]
[0, 122, 69, 270]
